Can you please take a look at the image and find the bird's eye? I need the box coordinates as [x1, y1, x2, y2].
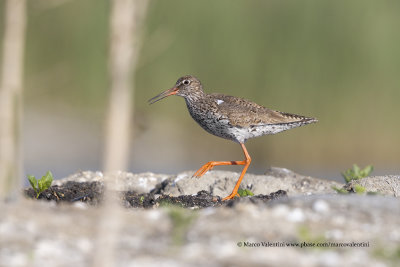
[182, 80, 190, 85]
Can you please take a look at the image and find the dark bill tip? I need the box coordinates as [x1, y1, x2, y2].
[148, 87, 178, 105]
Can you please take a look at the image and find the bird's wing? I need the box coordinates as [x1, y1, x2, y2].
[209, 93, 312, 127]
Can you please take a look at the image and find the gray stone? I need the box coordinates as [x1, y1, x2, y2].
[52, 168, 342, 198]
[345, 175, 400, 196]
[162, 168, 342, 198]
[53, 170, 170, 193]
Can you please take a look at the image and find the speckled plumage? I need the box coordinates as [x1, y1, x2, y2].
[149, 75, 318, 200]
[153, 75, 317, 143]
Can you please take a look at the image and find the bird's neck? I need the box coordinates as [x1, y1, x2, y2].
[184, 90, 205, 105]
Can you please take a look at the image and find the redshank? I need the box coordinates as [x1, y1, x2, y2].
[149, 75, 317, 200]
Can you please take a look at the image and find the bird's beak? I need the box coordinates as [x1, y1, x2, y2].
[148, 87, 179, 105]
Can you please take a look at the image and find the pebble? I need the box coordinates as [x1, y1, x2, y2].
[287, 208, 305, 222]
[312, 199, 330, 214]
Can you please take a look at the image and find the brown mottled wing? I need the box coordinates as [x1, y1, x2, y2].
[209, 93, 311, 127]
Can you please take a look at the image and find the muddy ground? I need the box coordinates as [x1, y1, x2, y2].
[24, 181, 288, 209]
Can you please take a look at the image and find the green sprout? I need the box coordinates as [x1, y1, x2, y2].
[333, 164, 373, 194]
[353, 184, 366, 194]
[298, 225, 326, 248]
[342, 164, 373, 183]
[238, 188, 254, 197]
[28, 171, 54, 199]
[332, 186, 349, 194]
[168, 207, 197, 246]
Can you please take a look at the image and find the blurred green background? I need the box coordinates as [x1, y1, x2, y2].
[1, 0, 399, 181]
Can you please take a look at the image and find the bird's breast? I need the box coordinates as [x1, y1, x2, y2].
[185, 101, 240, 141]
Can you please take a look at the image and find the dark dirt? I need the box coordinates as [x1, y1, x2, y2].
[24, 181, 288, 209]
[25, 181, 104, 205]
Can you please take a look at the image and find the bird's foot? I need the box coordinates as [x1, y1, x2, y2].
[192, 162, 215, 178]
[222, 192, 240, 201]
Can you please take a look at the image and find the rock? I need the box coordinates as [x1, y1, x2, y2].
[53, 171, 171, 193]
[344, 175, 400, 196]
[51, 168, 342, 199]
[161, 169, 342, 198]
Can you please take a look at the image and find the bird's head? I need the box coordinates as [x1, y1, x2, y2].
[148, 75, 203, 104]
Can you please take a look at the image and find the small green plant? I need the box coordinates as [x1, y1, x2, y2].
[168, 207, 197, 246]
[373, 245, 400, 265]
[238, 188, 254, 197]
[332, 181, 368, 195]
[342, 164, 373, 183]
[353, 184, 366, 194]
[297, 225, 326, 250]
[332, 186, 349, 194]
[28, 171, 54, 199]
[333, 164, 373, 194]
[158, 198, 184, 208]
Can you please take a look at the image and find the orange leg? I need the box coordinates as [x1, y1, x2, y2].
[192, 143, 252, 201]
